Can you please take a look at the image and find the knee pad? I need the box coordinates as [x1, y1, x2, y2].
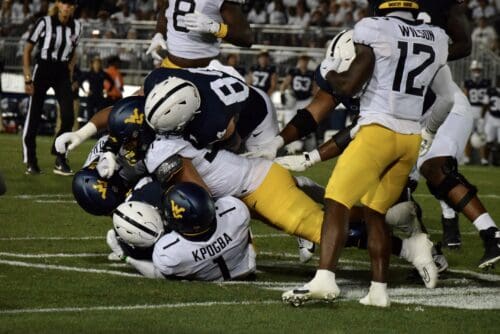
[426, 157, 477, 212]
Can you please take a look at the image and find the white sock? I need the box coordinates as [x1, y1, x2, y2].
[440, 201, 456, 219]
[313, 269, 336, 282]
[370, 281, 387, 291]
[473, 213, 497, 231]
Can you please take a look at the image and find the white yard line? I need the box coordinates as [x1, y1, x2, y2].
[34, 200, 76, 204]
[5, 194, 73, 199]
[413, 193, 500, 199]
[0, 259, 142, 278]
[0, 236, 104, 241]
[0, 300, 280, 315]
[0, 252, 108, 258]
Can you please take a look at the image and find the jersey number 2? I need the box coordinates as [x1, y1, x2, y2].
[173, 0, 195, 33]
[393, 41, 435, 97]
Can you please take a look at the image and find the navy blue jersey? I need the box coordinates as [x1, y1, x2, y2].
[314, 66, 359, 115]
[419, 0, 463, 30]
[250, 65, 276, 92]
[464, 78, 491, 106]
[235, 66, 247, 78]
[487, 87, 500, 118]
[129, 180, 164, 209]
[288, 68, 315, 101]
[144, 68, 267, 148]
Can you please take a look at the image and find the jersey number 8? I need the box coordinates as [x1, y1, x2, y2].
[173, 0, 195, 33]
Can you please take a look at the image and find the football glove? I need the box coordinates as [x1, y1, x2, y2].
[320, 57, 341, 80]
[274, 149, 321, 172]
[55, 122, 97, 154]
[184, 12, 221, 35]
[243, 136, 285, 160]
[146, 32, 167, 61]
[419, 128, 435, 157]
[106, 229, 125, 260]
[97, 151, 117, 179]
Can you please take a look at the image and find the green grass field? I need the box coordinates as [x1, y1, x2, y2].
[0, 133, 499, 334]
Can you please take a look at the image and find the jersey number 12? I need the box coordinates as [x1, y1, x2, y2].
[392, 41, 435, 97]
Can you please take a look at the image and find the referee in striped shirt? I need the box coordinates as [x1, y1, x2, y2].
[22, 0, 81, 175]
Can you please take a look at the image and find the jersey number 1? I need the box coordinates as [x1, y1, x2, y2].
[393, 41, 435, 97]
[173, 0, 195, 33]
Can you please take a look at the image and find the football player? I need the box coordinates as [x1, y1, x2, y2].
[107, 182, 256, 281]
[463, 60, 491, 165]
[282, 0, 449, 307]
[248, 51, 278, 96]
[146, 0, 252, 68]
[484, 83, 500, 160]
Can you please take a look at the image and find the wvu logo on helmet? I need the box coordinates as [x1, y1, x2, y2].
[93, 180, 108, 200]
[171, 200, 186, 219]
[124, 108, 144, 125]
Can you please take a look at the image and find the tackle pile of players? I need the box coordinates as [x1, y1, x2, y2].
[53, 0, 500, 308]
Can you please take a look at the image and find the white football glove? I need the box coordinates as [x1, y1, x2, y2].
[419, 128, 435, 157]
[184, 12, 221, 35]
[243, 136, 285, 160]
[274, 150, 321, 172]
[97, 152, 117, 179]
[106, 229, 125, 261]
[320, 57, 341, 79]
[55, 122, 97, 154]
[146, 32, 167, 61]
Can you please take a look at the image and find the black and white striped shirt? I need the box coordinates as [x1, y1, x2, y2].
[28, 15, 82, 63]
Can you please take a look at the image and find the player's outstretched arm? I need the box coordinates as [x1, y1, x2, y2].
[147, 0, 168, 60]
[447, 2, 471, 61]
[220, 2, 253, 47]
[55, 106, 112, 154]
[125, 257, 165, 279]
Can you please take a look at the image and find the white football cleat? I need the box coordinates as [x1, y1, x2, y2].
[359, 281, 390, 307]
[282, 270, 340, 306]
[297, 237, 315, 263]
[401, 233, 438, 288]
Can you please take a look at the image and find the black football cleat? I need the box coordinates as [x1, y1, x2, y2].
[53, 155, 74, 176]
[25, 162, 41, 175]
[478, 227, 500, 269]
[441, 215, 461, 249]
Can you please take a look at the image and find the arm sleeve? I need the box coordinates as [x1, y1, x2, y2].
[125, 257, 166, 279]
[426, 66, 455, 133]
[352, 18, 380, 47]
[28, 17, 46, 44]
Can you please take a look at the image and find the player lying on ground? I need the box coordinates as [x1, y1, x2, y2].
[108, 182, 256, 281]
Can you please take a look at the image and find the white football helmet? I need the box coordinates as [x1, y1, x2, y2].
[112, 201, 165, 248]
[145, 77, 201, 132]
[470, 132, 486, 149]
[325, 29, 355, 73]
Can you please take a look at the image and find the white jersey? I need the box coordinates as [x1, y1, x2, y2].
[145, 135, 272, 198]
[83, 135, 108, 167]
[166, 0, 224, 59]
[353, 15, 449, 134]
[152, 196, 256, 281]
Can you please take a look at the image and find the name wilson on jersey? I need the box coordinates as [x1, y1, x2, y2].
[192, 233, 234, 262]
[399, 25, 435, 41]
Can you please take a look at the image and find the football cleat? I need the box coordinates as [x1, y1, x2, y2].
[441, 215, 461, 249]
[53, 155, 74, 176]
[478, 227, 500, 269]
[25, 162, 41, 175]
[359, 281, 390, 308]
[401, 233, 438, 288]
[282, 270, 339, 307]
[297, 238, 315, 263]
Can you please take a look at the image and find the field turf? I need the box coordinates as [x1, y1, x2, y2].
[0, 133, 498, 334]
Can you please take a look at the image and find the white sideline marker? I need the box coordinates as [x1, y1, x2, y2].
[0, 300, 280, 315]
[0, 252, 108, 258]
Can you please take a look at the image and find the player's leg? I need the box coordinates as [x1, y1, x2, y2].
[241, 163, 324, 244]
[420, 112, 500, 267]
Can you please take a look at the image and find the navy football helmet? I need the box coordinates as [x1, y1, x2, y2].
[368, 0, 419, 16]
[108, 96, 147, 141]
[72, 166, 127, 216]
[162, 182, 216, 239]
